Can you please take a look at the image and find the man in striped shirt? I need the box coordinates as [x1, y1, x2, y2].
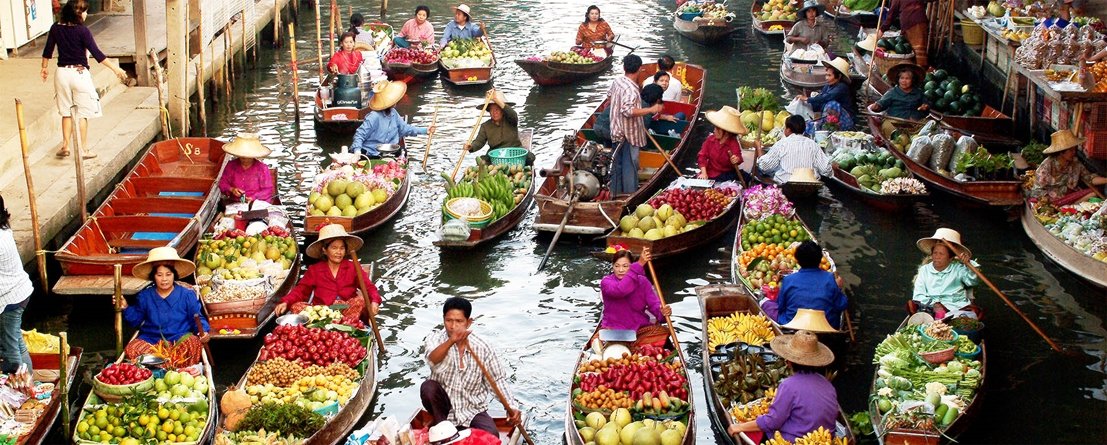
[607, 54, 665, 195]
[756, 115, 833, 183]
[421, 297, 520, 436]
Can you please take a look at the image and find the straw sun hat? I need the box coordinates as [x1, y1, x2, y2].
[705, 106, 748, 136]
[916, 228, 972, 258]
[369, 81, 408, 111]
[821, 57, 852, 84]
[770, 330, 834, 367]
[306, 224, 363, 259]
[473, 90, 515, 110]
[1042, 129, 1085, 155]
[222, 133, 272, 159]
[886, 63, 925, 87]
[856, 33, 878, 52]
[796, 0, 825, 20]
[132, 246, 196, 280]
[782, 309, 838, 333]
[452, 4, 472, 19]
[428, 421, 472, 445]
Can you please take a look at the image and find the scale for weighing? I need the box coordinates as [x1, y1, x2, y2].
[592, 329, 638, 360]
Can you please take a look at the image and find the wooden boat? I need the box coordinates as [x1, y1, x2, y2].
[303, 157, 412, 238]
[22, 347, 82, 445]
[434, 173, 536, 250]
[384, 58, 441, 84]
[515, 55, 615, 87]
[1020, 202, 1107, 289]
[596, 182, 742, 259]
[826, 164, 929, 211]
[696, 284, 856, 445]
[674, 14, 736, 45]
[314, 73, 372, 134]
[53, 138, 227, 296]
[533, 62, 706, 236]
[564, 326, 695, 444]
[751, 1, 793, 35]
[823, 1, 879, 27]
[748, 167, 825, 200]
[440, 36, 496, 86]
[408, 410, 527, 444]
[865, 116, 1023, 206]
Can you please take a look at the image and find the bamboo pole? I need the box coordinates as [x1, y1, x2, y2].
[421, 101, 441, 172]
[645, 132, 682, 176]
[14, 100, 47, 288]
[645, 259, 687, 365]
[348, 250, 386, 354]
[380, 0, 388, 20]
[242, 12, 248, 70]
[224, 24, 233, 94]
[466, 350, 536, 445]
[59, 332, 69, 435]
[70, 105, 87, 223]
[328, 0, 335, 56]
[197, 12, 207, 135]
[273, 0, 281, 47]
[290, 24, 301, 124]
[867, 0, 887, 84]
[149, 51, 169, 139]
[315, 0, 325, 80]
[113, 264, 123, 356]
[333, 0, 343, 32]
[452, 93, 493, 181]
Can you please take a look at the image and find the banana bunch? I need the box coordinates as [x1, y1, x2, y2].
[445, 181, 476, 200]
[474, 172, 516, 221]
[766, 431, 791, 445]
[707, 312, 776, 351]
[794, 426, 848, 445]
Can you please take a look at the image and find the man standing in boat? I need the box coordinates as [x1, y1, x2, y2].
[607, 54, 665, 196]
[421, 297, 521, 436]
[464, 89, 534, 166]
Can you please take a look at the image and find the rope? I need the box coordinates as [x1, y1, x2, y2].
[89, 216, 116, 254]
[597, 202, 618, 229]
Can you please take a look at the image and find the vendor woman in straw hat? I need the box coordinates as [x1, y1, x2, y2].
[910, 228, 980, 320]
[464, 88, 533, 166]
[867, 63, 929, 139]
[275, 224, 382, 319]
[786, 0, 833, 51]
[796, 57, 855, 132]
[697, 106, 747, 182]
[1029, 129, 1107, 204]
[122, 247, 210, 366]
[351, 80, 435, 157]
[727, 330, 840, 441]
[218, 133, 275, 204]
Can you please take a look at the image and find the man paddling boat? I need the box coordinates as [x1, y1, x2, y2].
[464, 89, 532, 166]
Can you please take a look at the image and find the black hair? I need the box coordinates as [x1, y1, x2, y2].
[623, 54, 642, 74]
[0, 195, 10, 230]
[653, 71, 670, 83]
[147, 263, 180, 282]
[785, 115, 806, 134]
[443, 297, 472, 319]
[583, 5, 604, 24]
[791, 364, 826, 374]
[658, 55, 676, 71]
[415, 5, 431, 16]
[339, 31, 358, 45]
[641, 84, 664, 106]
[611, 250, 636, 265]
[60, 0, 88, 25]
[795, 240, 823, 269]
[349, 13, 365, 33]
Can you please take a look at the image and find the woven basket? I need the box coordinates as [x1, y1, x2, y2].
[874, 52, 915, 78]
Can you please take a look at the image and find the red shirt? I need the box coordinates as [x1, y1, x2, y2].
[282, 259, 382, 306]
[697, 134, 743, 179]
[327, 50, 364, 75]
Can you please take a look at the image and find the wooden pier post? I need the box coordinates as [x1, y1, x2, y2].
[166, 0, 190, 136]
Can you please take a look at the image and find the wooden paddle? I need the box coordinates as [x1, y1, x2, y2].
[194, 314, 215, 368]
[348, 249, 387, 355]
[466, 349, 536, 445]
[452, 93, 494, 181]
[421, 100, 441, 172]
[113, 264, 124, 356]
[645, 259, 687, 365]
[939, 239, 1066, 354]
[645, 132, 684, 176]
[865, 0, 887, 84]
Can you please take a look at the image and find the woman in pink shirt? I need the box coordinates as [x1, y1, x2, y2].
[599, 248, 670, 332]
[218, 133, 275, 203]
[394, 5, 435, 49]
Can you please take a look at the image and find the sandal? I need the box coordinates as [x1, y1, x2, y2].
[55, 149, 71, 158]
[81, 152, 97, 159]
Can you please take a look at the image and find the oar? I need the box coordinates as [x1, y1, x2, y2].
[452, 93, 494, 181]
[1083, 178, 1106, 199]
[113, 264, 124, 356]
[645, 132, 684, 176]
[466, 349, 536, 445]
[939, 239, 1066, 354]
[537, 189, 580, 272]
[194, 314, 215, 368]
[645, 259, 687, 365]
[865, 0, 887, 84]
[348, 249, 387, 355]
[593, 38, 638, 52]
[420, 100, 441, 172]
[15, 100, 47, 288]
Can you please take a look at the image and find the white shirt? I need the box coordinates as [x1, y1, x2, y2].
[0, 229, 33, 308]
[756, 133, 833, 183]
[423, 329, 516, 426]
[642, 74, 684, 102]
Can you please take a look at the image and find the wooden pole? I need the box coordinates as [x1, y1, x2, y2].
[328, 0, 335, 56]
[289, 24, 301, 124]
[149, 51, 169, 139]
[333, 0, 343, 32]
[70, 105, 88, 223]
[645, 132, 682, 176]
[58, 332, 69, 435]
[347, 250, 386, 354]
[224, 24, 233, 94]
[452, 93, 494, 181]
[380, 0, 388, 20]
[15, 100, 48, 288]
[421, 101, 441, 172]
[466, 350, 536, 445]
[242, 11, 248, 70]
[197, 62, 207, 136]
[867, 0, 887, 85]
[315, 0, 325, 80]
[273, 0, 281, 47]
[645, 260, 687, 365]
[113, 264, 123, 356]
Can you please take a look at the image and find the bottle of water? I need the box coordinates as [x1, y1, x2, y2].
[668, 129, 678, 137]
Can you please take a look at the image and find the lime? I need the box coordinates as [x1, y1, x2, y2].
[174, 423, 184, 435]
[169, 410, 180, 421]
[156, 430, 168, 441]
[113, 426, 126, 437]
[162, 421, 174, 433]
[94, 417, 108, 429]
[158, 408, 169, 419]
[77, 422, 90, 433]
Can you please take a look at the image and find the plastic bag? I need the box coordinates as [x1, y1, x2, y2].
[928, 133, 956, 172]
[906, 135, 933, 165]
[917, 120, 939, 137]
[949, 135, 978, 173]
[442, 218, 472, 242]
[786, 97, 815, 121]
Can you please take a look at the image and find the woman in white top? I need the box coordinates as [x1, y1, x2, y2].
[0, 195, 34, 375]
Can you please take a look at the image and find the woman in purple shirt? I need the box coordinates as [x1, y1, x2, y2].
[599, 248, 670, 332]
[728, 331, 840, 442]
[40, 0, 128, 159]
[218, 133, 275, 203]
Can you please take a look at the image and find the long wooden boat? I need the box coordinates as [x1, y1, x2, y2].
[696, 284, 856, 445]
[753, 171, 825, 200]
[515, 55, 615, 87]
[314, 73, 371, 135]
[384, 59, 440, 84]
[440, 36, 496, 86]
[53, 138, 227, 296]
[408, 410, 527, 444]
[865, 116, 1023, 206]
[434, 172, 536, 250]
[596, 182, 741, 259]
[823, 2, 879, 27]
[533, 62, 706, 236]
[869, 317, 987, 445]
[22, 347, 82, 445]
[826, 164, 929, 211]
[751, 1, 794, 35]
[564, 325, 695, 445]
[674, 14, 736, 45]
[1020, 202, 1107, 289]
[303, 157, 412, 238]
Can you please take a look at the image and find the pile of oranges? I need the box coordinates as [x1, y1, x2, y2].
[1091, 61, 1107, 93]
[738, 243, 831, 271]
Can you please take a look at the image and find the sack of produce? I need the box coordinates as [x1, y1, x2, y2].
[928, 133, 956, 172]
[949, 135, 979, 173]
[907, 135, 933, 165]
[918, 120, 939, 137]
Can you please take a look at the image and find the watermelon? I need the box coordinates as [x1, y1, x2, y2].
[933, 69, 948, 81]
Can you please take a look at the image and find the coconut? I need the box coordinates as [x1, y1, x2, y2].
[342, 206, 358, 217]
[635, 203, 654, 219]
[327, 179, 349, 197]
[628, 228, 645, 239]
[371, 188, 388, 203]
[314, 195, 334, 213]
[345, 181, 366, 199]
[334, 194, 354, 211]
[355, 192, 375, 210]
[308, 191, 321, 204]
[637, 217, 656, 232]
[326, 206, 343, 217]
[619, 215, 640, 233]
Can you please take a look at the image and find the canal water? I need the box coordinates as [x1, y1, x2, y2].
[32, 0, 1105, 443]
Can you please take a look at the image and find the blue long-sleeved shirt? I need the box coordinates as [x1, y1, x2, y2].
[438, 21, 482, 48]
[350, 110, 427, 156]
[808, 82, 854, 121]
[123, 285, 210, 344]
[776, 268, 848, 329]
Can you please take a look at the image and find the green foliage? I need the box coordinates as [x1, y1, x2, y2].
[236, 403, 325, 439]
[737, 86, 781, 112]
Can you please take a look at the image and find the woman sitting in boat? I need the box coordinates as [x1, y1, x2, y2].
[696, 106, 747, 182]
[867, 64, 929, 138]
[599, 248, 671, 334]
[394, 5, 435, 49]
[274, 224, 382, 319]
[328, 32, 364, 75]
[1029, 129, 1107, 205]
[727, 330, 840, 441]
[910, 228, 980, 320]
[438, 4, 482, 49]
[576, 5, 615, 57]
[351, 80, 435, 157]
[218, 133, 275, 204]
[650, 71, 683, 103]
[464, 89, 533, 166]
[642, 55, 684, 102]
[776, 241, 847, 330]
[122, 247, 210, 366]
[787, 1, 833, 51]
[348, 13, 376, 51]
[796, 58, 855, 132]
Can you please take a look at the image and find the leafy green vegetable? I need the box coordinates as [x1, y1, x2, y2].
[236, 402, 325, 439]
[848, 411, 875, 436]
[737, 86, 781, 113]
[1020, 141, 1047, 166]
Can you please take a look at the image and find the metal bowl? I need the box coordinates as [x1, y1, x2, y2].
[275, 314, 309, 326]
[136, 354, 166, 368]
[377, 143, 402, 157]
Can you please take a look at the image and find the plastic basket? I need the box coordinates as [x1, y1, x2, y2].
[960, 19, 984, 45]
[488, 147, 529, 167]
[955, 344, 982, 359]
[918, 345, 956, 364]
[679, 11, 703, 21]
[917, 324, 960, 344]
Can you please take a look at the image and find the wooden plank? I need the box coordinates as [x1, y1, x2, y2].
[131, 176, 215, 194]
[107, 239, 170, 249]
[53, 275, 149, 296]
[110, 197, 205, 215]
[133, 0, 150, 86]
[93, 215, 192, 234]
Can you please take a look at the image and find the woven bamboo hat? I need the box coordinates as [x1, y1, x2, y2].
[473, 90, 514, 110]
[770, 330, 834, 366]
[887, 63, 925, 87]
[306, 224, 363, 259]
[1042, 129, 1085, 154]
[788, 167, 821, 183]
[369, 80, 407, 111]
[222, 133, 272, 159]
[916, 227, 972, 258]
[705, 106, 748, 136]
[782, 309, 838, 333]
[857, 33, 878, 52]
[133, 247, 196, 280]
[822, 57, 852, 84]
[452, 4, 472, 20]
